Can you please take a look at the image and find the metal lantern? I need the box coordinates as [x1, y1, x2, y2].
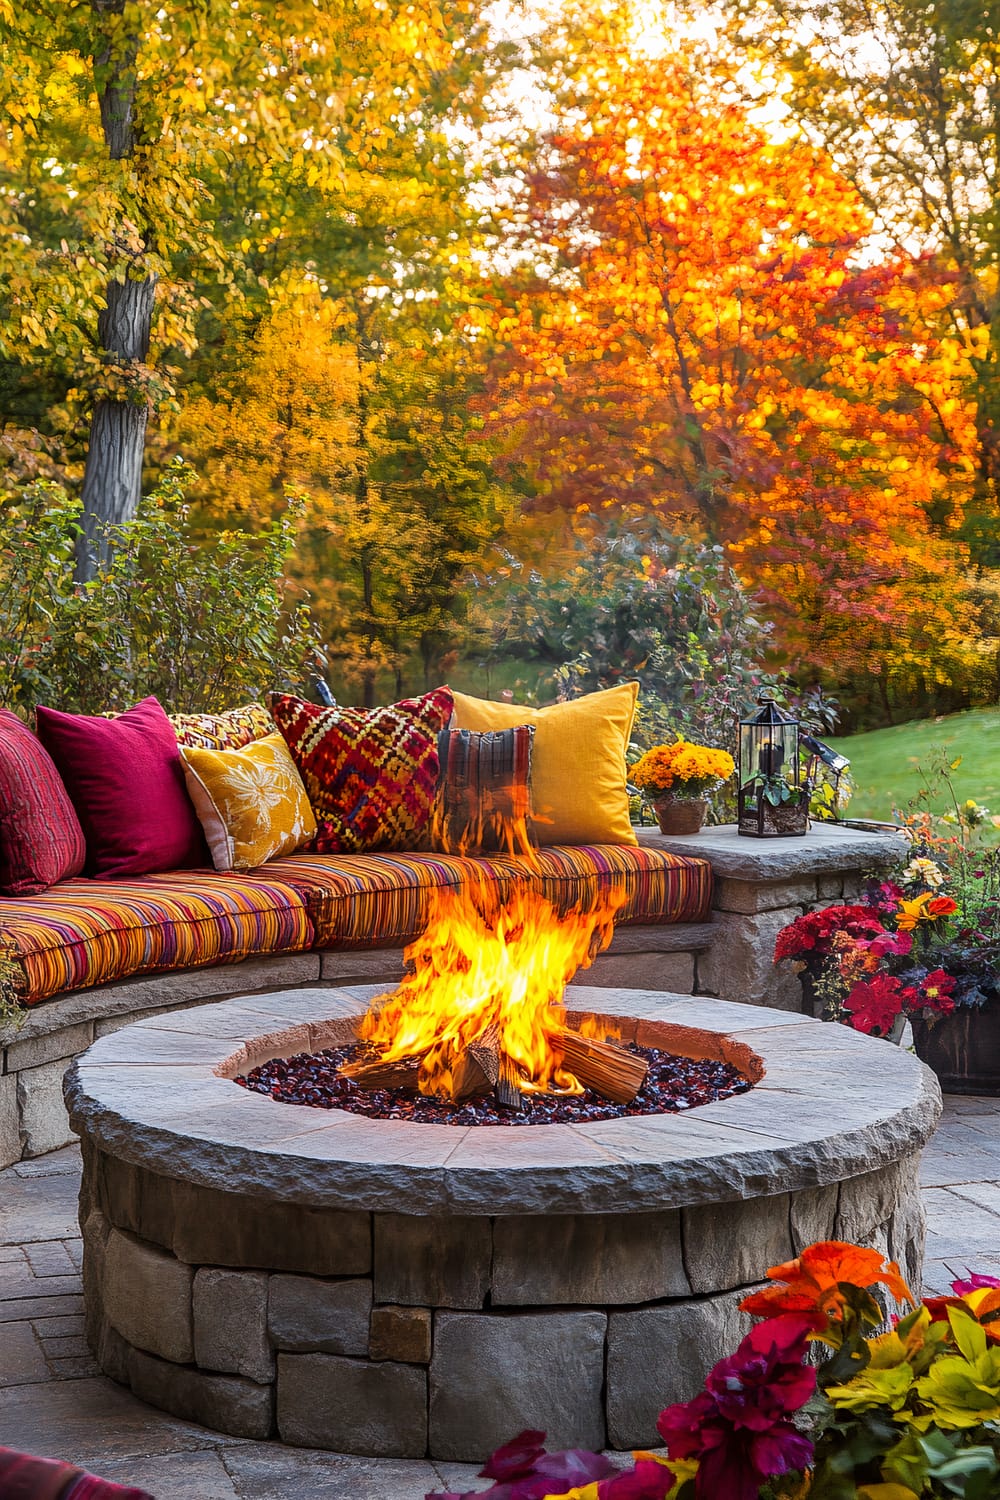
[737, 698, 810, 838]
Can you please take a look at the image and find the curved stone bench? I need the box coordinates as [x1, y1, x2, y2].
[2, 822, 906, 1168]
[68, 985, 941, 1460]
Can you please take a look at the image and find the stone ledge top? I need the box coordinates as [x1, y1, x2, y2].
[638, 821, 908, 880]
[65, 984, 941, 1218]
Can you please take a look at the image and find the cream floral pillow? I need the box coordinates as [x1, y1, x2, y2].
[181, 732, 316, 871]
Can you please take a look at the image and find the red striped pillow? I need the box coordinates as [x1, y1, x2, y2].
[0, 709, 86, 896]
[430, 725, 536, 856]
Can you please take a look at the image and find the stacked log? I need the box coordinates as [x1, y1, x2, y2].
[342, 1023, 648, 1109]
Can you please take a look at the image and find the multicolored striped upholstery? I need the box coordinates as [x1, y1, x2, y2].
[257, 843, 712, 951]
[256, 849, 520, 950]
[1, 846, 710, 1006]
[527, 843, 712, 925]
[1, 869, 313, 1005]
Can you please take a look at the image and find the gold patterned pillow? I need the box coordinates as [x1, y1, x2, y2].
[171, 703, 276, 752]
[180, 733, 316, 871]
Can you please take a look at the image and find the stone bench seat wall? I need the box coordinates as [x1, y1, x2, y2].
[1, 823, 906, 1168]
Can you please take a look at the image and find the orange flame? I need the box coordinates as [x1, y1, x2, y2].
[355, 880, 625, 1098]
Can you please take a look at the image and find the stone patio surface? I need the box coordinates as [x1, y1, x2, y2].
[0, 1098, 996, 1499]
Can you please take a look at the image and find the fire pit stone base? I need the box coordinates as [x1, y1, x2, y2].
[69, 986, 940, 1461]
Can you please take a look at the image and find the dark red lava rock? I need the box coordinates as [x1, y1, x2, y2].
[234, 1043, 752, 1126]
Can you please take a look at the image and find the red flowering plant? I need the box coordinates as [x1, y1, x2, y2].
[773, 882, 960, 1038]
[773, 746, 1000, 1035]
[773, 810, 983, 1044]
[431, 1240, 1000, 1500]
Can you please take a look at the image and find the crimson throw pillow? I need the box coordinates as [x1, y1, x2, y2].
[0, 708, 86, 895]
[35, 696, 207, 879]
[269, 687, 453, 854]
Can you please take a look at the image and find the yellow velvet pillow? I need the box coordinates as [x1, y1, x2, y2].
[450, 683, 639, 846]
[181, 732, 317, 871]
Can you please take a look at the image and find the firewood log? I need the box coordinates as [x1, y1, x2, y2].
[452, 1024, 502, 1101]
[556, 1028, 648, 1104]
[341, 1052, 425, 1092]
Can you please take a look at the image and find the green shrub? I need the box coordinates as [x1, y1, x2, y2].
[473, 518, 776, 755]
[0, 459, 322, 717]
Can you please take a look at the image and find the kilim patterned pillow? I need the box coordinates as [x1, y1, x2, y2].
[171, 702, 276, 752]
[269, 687, 454, 855]
[430, 725, 536, 857]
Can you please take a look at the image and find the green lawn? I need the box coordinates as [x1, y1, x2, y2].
[832, 707, 1000, 824]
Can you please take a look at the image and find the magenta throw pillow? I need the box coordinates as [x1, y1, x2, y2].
[35, 697, 207, 879]
[0, 708, 87, 895]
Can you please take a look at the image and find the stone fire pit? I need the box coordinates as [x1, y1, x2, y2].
[66, 985, 941, 1461]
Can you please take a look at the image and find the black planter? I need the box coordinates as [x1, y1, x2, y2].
[911, 1006, 1000, 1095]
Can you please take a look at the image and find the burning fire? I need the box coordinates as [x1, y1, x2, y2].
[346, 881, 626, 1100]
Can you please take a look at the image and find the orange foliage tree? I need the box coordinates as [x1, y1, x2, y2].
[481, 36, 982, 718]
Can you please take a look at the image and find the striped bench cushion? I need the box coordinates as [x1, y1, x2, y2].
[257, 844, 712, 950]
[2, 870, 313, 1006]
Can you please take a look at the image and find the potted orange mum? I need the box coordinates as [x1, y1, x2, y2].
[631, 738, 735, 834]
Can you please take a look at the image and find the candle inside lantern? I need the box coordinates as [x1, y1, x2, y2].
[758, 742, 784, 777]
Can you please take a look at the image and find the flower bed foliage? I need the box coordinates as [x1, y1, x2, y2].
[775, 762, 1000, 1037]
[432, 1242, 1000, 1500]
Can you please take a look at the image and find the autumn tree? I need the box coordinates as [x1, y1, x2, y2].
[481, 32, 980, 717]
[715, 0, 1000, 560]
[173, 283, 505, 704]
[0, 0, 495, 577]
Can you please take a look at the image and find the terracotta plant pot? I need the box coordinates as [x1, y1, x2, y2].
[911, 1005, 1000, 1095]
[652, 795, 708, 835]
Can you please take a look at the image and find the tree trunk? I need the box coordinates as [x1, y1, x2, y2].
[77, 275, 157, 578]
[76, 0, 155, 582]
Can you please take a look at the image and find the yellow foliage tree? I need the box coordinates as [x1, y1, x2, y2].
[172, 282, 505, 703]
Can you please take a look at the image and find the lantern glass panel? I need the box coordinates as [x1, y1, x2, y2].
[738, 710, 799, 790]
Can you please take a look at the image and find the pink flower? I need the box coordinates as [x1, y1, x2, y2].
[597, 1459, 677, 1498]
[862, 929, 913, 958]
[866, 880, 905, 913]
[657, 1315, 815, 1500]
[434, 1430, 616, 1500]
[952, 1272, 1000, 1296]
[479, 1432, 547, 1481]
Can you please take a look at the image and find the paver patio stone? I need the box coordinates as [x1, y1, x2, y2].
[91, 1449, 242, 1499]
[0, 1321, 49, 1386]
[0, 1161, 82, 1244]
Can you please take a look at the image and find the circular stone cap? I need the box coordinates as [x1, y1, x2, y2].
[65, 985, 941, 1216]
